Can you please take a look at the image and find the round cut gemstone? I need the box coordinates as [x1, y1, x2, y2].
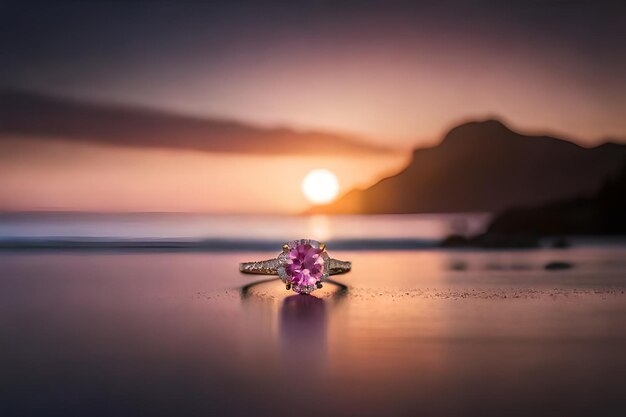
[282, 240, 326, 294]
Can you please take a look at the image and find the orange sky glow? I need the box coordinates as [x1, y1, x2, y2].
[0, 137, 407, 213]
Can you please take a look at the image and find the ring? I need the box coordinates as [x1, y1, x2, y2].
[239, 239, 351, 294]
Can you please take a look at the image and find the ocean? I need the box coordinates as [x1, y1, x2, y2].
[1, 213, 625, 416]
[0, 212, 490, 249]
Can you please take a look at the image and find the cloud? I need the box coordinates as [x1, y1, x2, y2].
[0, 89, 395, 156]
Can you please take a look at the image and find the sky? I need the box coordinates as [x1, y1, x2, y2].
[1, 0, 625, 213]
[1, 0, 626, 147]
[0, 136, 406, 213]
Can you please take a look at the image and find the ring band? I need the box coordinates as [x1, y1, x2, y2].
[239, 239, 351, 294]
[239, 258, 352, 275]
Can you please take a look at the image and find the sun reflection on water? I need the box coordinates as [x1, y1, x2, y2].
[307, 214, 332, 242]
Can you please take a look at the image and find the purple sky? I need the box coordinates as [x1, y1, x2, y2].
[1, 1, 625, 147]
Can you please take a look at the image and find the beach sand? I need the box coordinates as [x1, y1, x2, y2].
[1, 248, 625, 416]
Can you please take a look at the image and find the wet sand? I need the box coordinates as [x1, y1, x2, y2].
[1, 248, 625, 416]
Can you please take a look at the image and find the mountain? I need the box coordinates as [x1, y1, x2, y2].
[440, 161, 626, 248]
[486, 161, 626, 236]
[0, 89, 393, 156]
[311, 119, 626, 214]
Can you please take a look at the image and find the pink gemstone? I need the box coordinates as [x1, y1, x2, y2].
[285, 243, 325, 293]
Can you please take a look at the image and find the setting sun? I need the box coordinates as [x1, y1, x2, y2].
[302, 169, 339, 205]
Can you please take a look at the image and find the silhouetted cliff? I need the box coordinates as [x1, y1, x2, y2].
[487, 162, 626, 235]
[311, 120, 626, 214]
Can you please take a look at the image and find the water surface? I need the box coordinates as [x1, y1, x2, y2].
[2, 246, 625, 416]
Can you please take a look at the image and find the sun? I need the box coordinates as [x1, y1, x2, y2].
[302, 169, 340, 205]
